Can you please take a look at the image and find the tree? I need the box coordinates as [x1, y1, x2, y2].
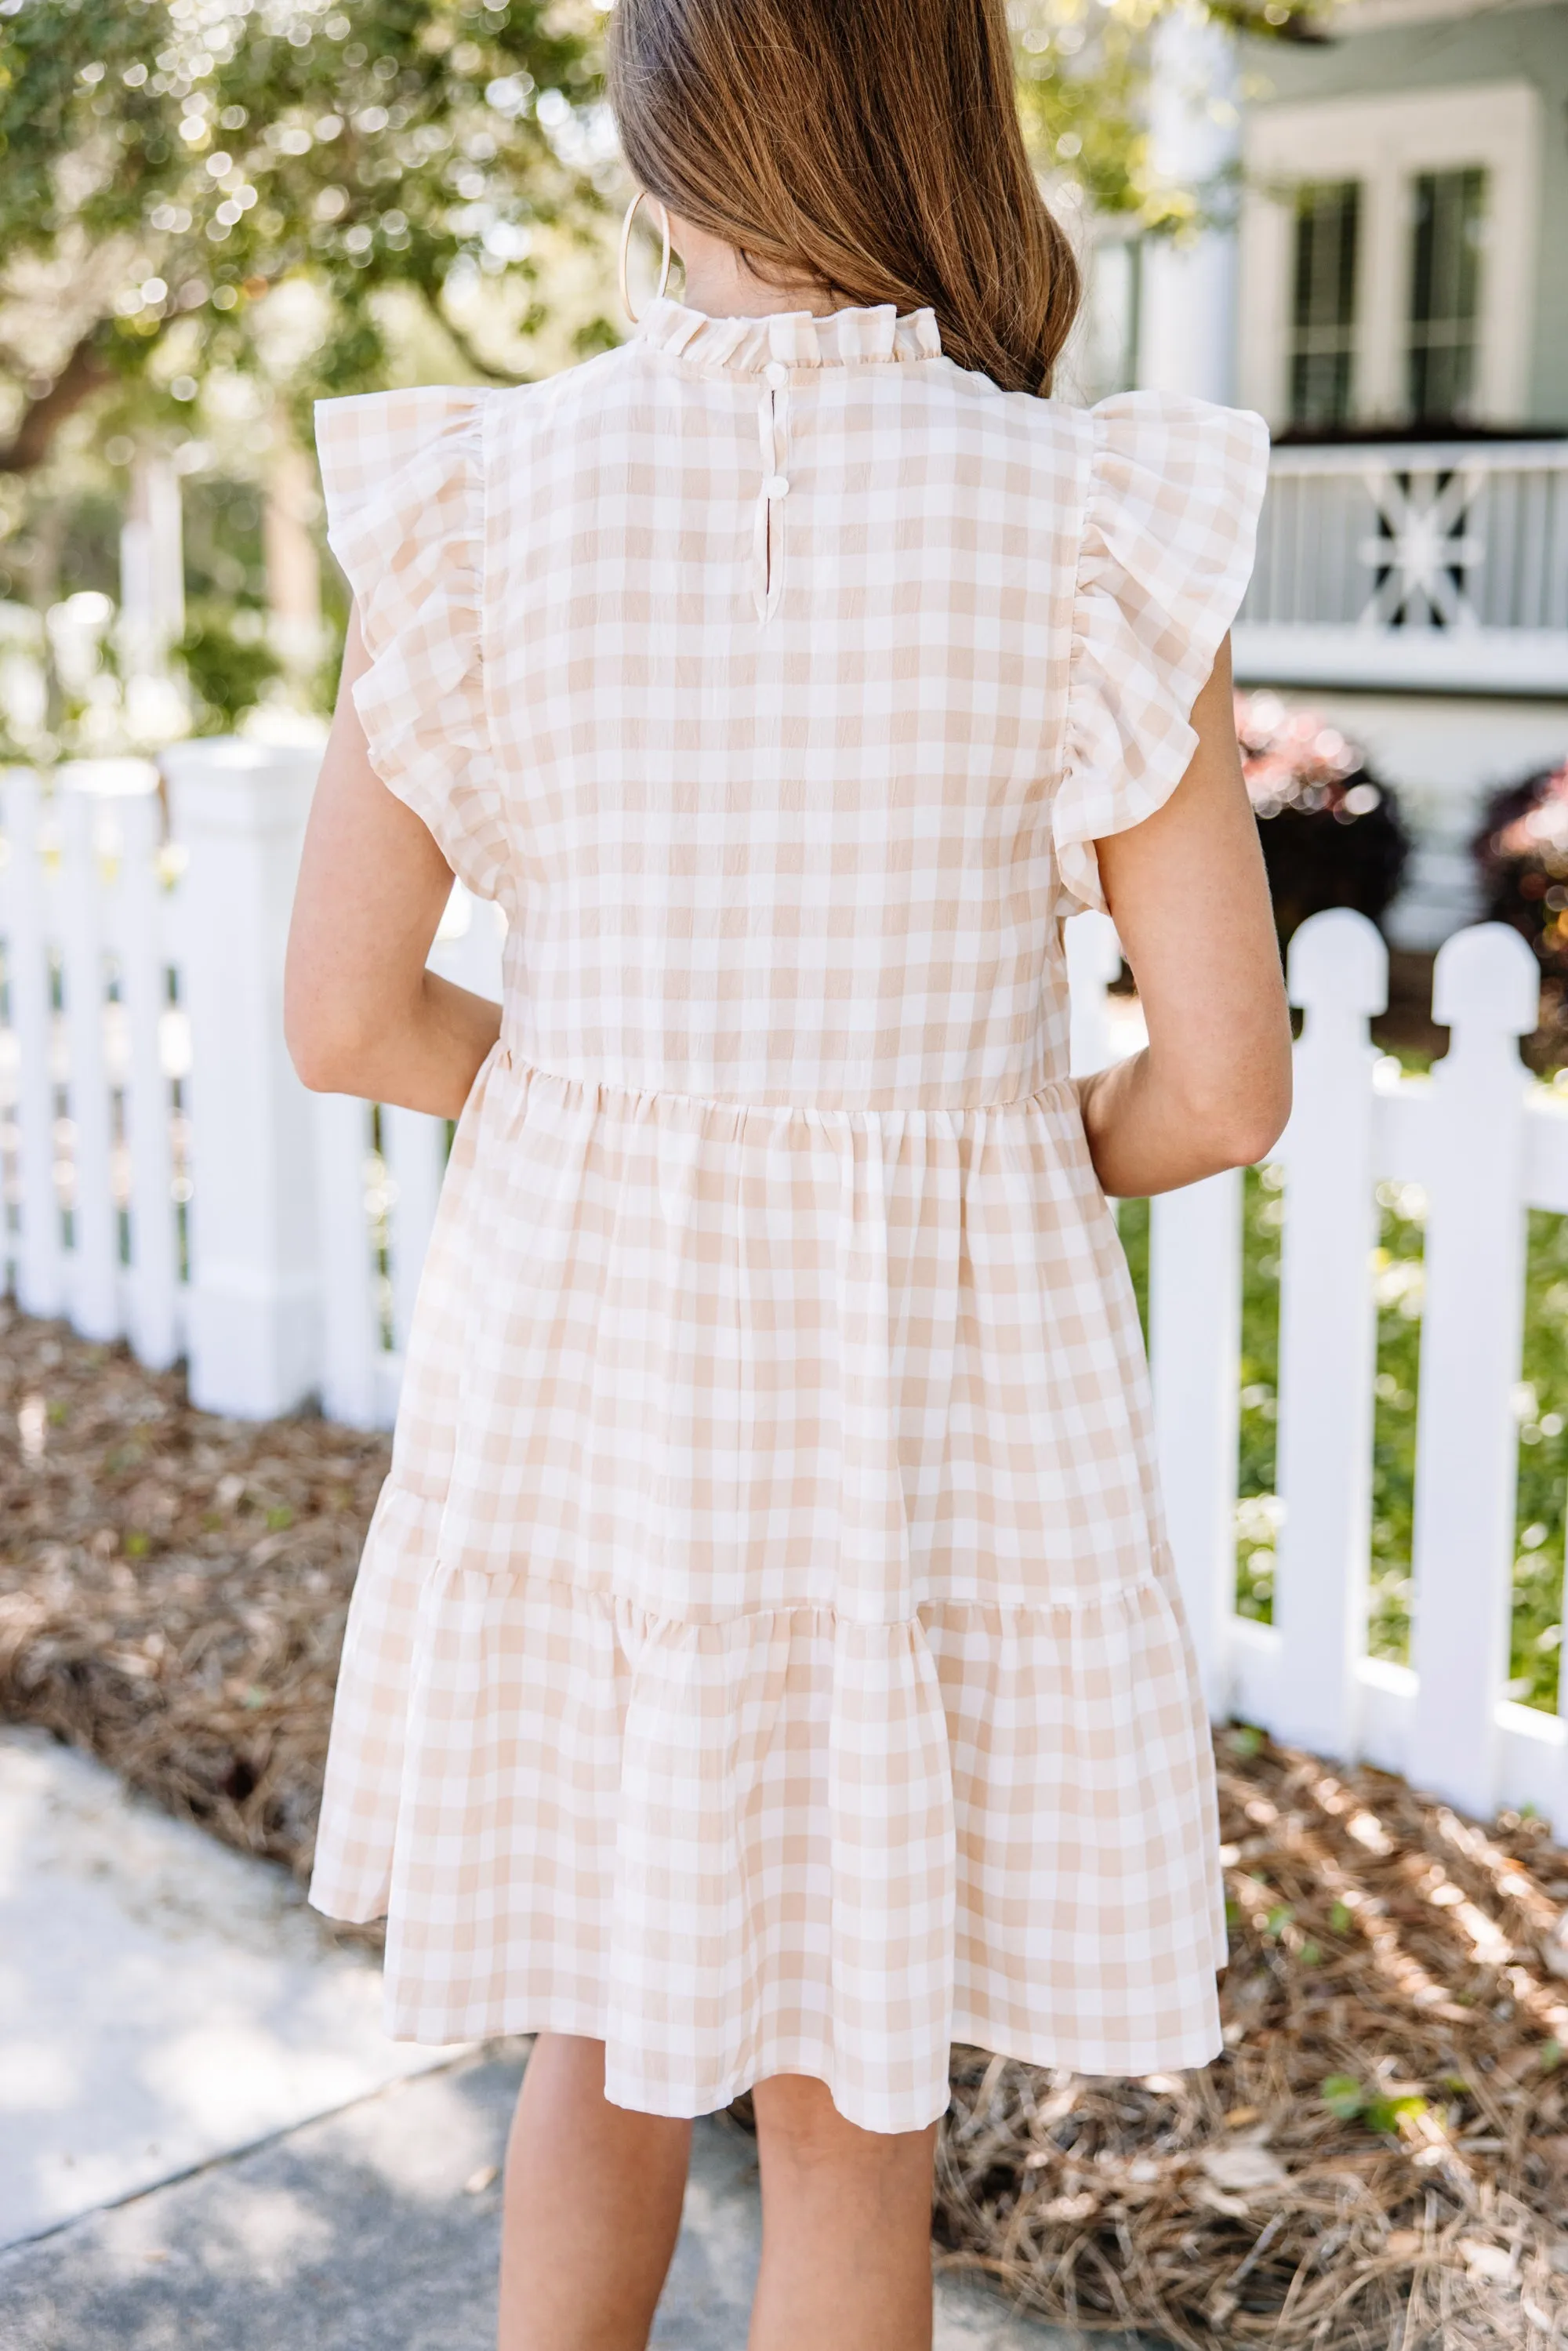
[1013, 0, 1321, 234]
[0, 0, 604, 475]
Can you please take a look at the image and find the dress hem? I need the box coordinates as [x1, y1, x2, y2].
[325, 1987, 1225, 2135]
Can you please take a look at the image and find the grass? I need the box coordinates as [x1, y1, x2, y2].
[1117, 1097, 1568, 1715]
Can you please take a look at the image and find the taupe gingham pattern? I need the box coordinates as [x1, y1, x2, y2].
[309, 302, 1267, 2133]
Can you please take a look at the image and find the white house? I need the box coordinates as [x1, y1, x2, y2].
[1094, 0, 1568, 946]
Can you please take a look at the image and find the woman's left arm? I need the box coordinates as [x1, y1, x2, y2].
[284, 608, 503, 1117]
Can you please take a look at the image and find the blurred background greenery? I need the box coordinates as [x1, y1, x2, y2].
[0, 0, 1309, 755]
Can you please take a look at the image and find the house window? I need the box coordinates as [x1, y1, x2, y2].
[1288, 180, 1360, 429]
[1407, 168, 1486, 423]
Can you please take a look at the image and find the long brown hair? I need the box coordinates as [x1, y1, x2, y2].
[606, 0, 1081, 397]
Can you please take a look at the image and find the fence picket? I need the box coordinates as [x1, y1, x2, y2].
[312, 1090, 382, 1430]
[8, 726, 1568, 1826]
[1272, 909, 1387, 1758]
[115, 784, 180, 1369]
[1408, 924, 1538, 1816]
[1149, 1171, 1243, 1713]
[57, 780, 120, 1342]
[382, 1105, 445, 1358]
[2, 771, 64, 1319]
[1064, 912, 1123, 1078]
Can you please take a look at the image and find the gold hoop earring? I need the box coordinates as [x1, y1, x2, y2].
[619, 190, 672, 325]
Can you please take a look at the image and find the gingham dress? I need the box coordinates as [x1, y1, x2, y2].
[309, 299, 1269, 2135]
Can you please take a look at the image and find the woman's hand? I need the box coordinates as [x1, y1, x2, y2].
[284, 607, 503, 1118]
[1076, 635, 1292, 1199]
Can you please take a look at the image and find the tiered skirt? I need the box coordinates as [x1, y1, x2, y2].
[310, 1047, 1225, 2133]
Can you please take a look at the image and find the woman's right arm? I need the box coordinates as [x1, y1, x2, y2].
[285, 608, 502, 1118]
[1076, 634, 1293, 1199]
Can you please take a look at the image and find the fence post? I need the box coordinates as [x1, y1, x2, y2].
[1272, 909, 1387, 1758]
[114, 778, 180, 1370]
[1149, 1170, 1243, 1714]
[1409, 923, 1537, 1818]
[162, 738, 321, 1417]
[2, 768, 64, 1319]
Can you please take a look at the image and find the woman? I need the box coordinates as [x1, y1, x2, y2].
[285, 0, 1291, 2342]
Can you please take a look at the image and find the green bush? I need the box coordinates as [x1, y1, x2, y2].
[176, 601, 281, 736]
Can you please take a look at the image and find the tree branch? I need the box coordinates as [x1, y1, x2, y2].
[0, 333, 114, 474]
[426, 297, 525, 390]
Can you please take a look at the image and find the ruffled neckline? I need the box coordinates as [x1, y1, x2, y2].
[635, 297, 942, 373]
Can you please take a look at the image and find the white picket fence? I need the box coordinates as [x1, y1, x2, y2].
[0, 746, 501, 1431]
[3, 743, 1566, 1833]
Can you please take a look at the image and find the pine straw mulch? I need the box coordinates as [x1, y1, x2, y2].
[0, 1307, 387, 1892]
[5, 1315, 1568, 2346]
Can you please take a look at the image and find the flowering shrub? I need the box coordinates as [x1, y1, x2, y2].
[1472, 762, 1568, 986]
[1235, 691, 1410, 947]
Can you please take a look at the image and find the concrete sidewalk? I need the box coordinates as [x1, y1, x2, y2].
[0, 1727, 1144, 2349]
[0, 1729, 460, 2246]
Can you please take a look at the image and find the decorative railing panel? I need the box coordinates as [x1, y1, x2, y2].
[1233, 441, 1568, 694]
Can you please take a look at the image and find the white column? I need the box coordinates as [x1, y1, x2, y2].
[163, 738, 321, 1418]
[118, 450, 185, 669]
[1272, 910, 1387, 1760]
[1138, 5, 1241, 404]
[120, 449, 188, 743]
[264, 438, 326, 679]
[1408, 924, 1537, 1818]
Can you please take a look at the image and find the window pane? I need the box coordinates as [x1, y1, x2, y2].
[1407, 168, 1486, 423]
[1288, 181, 1360, 429]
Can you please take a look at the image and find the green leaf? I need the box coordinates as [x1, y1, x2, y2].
[1364, 2092, 1427, 2136]
[0, 0, 603, 466]
[1320, 2073, 1365, 2121]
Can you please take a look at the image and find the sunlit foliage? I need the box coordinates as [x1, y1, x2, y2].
[0, 0, 603, 469]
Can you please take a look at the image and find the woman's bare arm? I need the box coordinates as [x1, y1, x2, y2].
[284, 608, 502, 1118]
[1076, 636, 1292, 1198]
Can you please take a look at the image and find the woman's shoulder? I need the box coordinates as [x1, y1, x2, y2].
[1080, 386, 1270, 488]
[314, 343, 637, 458]
[898, 363, 1269, 483]
[1073, 387, 1271, 596]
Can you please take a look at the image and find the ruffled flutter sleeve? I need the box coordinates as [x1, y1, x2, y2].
[315, 387, 510, 907]
[1054, 390, 1270, 916]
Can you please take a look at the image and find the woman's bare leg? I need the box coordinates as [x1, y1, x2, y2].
[747, 2073, 938, 2351]
[498, 2034, 691, 2351]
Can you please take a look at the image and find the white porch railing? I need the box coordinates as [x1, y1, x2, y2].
[1232, 439, 1568, 695]
[3, 742, 1566, 1833]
